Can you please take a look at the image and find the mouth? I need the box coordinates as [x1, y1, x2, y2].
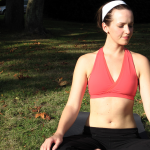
[122, 36, 129, 40]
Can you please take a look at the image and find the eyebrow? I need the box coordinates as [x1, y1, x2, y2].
[117, 22, 134, 24]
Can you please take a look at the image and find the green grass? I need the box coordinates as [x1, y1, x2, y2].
[0, 15, 150, 149]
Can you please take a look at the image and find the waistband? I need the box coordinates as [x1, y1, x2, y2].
[83, 126, 139, 136]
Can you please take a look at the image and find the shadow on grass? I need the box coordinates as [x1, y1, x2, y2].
[0, 48, 86, 94]
[0, 17, 150, 96]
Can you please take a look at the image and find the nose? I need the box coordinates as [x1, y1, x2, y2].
[124, 25, 131, 34]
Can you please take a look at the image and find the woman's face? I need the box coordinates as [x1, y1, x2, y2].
[104, 9, 134, 46]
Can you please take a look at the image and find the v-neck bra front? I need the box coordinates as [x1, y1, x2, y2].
[88, 47, 138, 100]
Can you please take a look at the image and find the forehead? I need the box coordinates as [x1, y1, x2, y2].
[111, 9, 134, 23]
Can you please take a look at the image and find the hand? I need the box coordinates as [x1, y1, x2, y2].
[40, 133, 63, 150]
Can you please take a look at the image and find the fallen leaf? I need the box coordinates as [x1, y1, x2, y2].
[18, 74, 31, 80]
[45, 114, 51, 121]
[18, 75, 25, 80]
[35, 112, 51, 120]
[3, 105, 7, 107]
[10, 47, 17, 53]
[32, 109, 38, 112]
[65, 91, 70, 93]
[139, 100, 143, 104]
[0, 112, 3, 115]
[0, 70, 3, 74]
[0, 61, 4, 65]
[32, 106, 41, 112]
[40, 112, 46, 119]
[58, 77, 63, 82]
[35, 113, 41, 118]
[59, 81, 68, 86]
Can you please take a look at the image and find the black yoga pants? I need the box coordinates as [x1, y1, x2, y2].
[51, 126, 150, 150]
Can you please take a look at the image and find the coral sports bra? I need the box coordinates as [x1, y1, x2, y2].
[88, 47, 138, 100]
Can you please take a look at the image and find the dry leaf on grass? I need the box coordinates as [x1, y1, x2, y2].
[32, 106, 41, 112]
[59, 81, 68, 86]
[58, 77, 63, 82]
[0, 61, 4, 65]
[18, 74, 31, 80]
[0, 70, 3, 74]
[35, 112, 51, 120]
[139, 100, 143, 104]
[65, 91, 70, 93]
[0, 112, 3, 115]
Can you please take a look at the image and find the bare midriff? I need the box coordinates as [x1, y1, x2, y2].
[85, 97, 137, 128]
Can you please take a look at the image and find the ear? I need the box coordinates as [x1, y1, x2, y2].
[102, 22, 109, 34]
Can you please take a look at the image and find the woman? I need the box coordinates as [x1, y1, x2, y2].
[40, 0, 150, 150]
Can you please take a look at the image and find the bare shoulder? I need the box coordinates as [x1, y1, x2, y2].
[130, 51, 149, 65]
[130, 51, 150, 75]
[76, 50, 98, 68]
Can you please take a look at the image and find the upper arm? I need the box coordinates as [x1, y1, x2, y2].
[138, 55, 150, 119]
[66, 55, 88, 111]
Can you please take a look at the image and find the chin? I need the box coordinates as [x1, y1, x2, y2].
[119, 41, 130, 46]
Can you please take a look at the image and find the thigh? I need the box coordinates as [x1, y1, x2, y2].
[56, 134, 105, 150]
[118, 139, 150, 150]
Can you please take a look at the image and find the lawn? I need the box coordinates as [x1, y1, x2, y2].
[0, 15, 150, 149]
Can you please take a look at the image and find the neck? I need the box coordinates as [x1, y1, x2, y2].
[103, 35, 125, 55]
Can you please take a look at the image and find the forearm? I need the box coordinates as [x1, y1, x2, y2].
[54, 105, 79, 136]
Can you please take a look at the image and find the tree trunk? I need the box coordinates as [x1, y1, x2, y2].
[25, 0, 45, 34]
[5, 0, 24, 31]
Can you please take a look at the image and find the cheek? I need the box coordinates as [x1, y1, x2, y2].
[112, 29, 123, 38]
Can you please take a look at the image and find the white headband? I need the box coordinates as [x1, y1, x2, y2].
[102, 0, 127, 22]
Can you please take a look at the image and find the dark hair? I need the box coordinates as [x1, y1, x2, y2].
[96, 1, 133, 29]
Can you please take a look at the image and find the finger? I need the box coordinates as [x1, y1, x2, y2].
[40, 144, 44, 150]
[52, 143, 58, 150]
[45, 138, 53, 150]
[52, 139, 62, 150]
[40, 138, 52, 150]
